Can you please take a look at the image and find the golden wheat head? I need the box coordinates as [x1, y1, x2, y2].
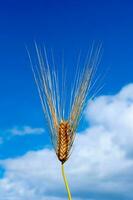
[28, 43, 101, 164]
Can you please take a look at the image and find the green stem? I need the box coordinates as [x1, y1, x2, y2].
[61, 163, 72, 200]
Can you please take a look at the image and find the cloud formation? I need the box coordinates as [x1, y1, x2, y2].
[8, 126, 45, 135]
[0, 83, 133, 200]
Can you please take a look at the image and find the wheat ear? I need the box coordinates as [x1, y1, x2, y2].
[56, 120, 72, 163]
[57, 121, 72, 199]
[28, 43, 101, 200]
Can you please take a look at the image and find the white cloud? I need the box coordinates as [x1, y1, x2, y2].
[86, 83, 133, 153]
[1, 83, 133, 199]
[8, 126, 44, 135]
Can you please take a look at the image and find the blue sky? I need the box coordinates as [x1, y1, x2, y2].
[0, 0, 133, 199]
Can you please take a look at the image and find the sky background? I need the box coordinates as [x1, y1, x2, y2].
[0, 0, 133, 199]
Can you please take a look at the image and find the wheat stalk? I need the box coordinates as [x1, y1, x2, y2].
[28, 43, 101, 200]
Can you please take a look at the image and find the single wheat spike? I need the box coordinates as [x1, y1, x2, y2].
[56, 120, 72, 163]
[28, 43, 101, 200]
